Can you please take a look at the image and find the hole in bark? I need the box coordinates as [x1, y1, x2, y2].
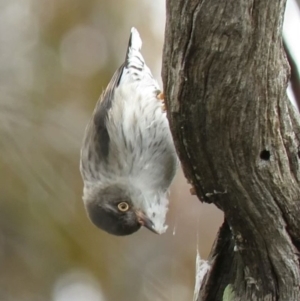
[298, 150, 300, 159]
[260, 150, 270, 160]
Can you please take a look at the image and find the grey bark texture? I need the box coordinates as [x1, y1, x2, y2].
[162, 1, 300, 300]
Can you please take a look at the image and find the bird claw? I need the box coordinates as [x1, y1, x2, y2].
[190, 186, 196, 195]
[157, 92, 166, 112]
[157, 92, 164, 100]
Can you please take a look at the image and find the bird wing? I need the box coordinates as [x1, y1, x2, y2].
[80, 65, 123, 181]
[83, 28, 158, 164]
[93, 65, 124, 159]
[92, 27, 156, 160]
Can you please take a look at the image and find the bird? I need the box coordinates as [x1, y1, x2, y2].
[80, 27, 178, 236]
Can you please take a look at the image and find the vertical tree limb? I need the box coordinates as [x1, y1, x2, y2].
[163, 1, 300, 300]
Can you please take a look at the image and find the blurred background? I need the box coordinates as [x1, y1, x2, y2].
[0, 0, 299, 301]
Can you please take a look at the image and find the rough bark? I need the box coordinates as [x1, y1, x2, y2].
[162, 1, 300, 300]
[284, 42, 300, 108]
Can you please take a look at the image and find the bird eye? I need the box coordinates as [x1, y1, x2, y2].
[118, 202, 129, 212]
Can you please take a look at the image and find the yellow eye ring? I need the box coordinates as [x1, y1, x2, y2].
[118, 202, 129, 212]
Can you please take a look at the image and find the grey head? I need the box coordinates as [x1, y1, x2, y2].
[85, 184, 158, 236]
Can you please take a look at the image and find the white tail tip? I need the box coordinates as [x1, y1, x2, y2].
[129, 27, 142, 51]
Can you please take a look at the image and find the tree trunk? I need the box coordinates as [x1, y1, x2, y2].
[162, 1, 300, 300]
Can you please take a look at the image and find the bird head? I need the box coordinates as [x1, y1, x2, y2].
[84, 184, 161, 236]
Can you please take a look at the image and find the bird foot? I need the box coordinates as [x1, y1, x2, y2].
[190, 186, 196, 195]
[157, 92, 166, 112]
[157, 92, 164, 100]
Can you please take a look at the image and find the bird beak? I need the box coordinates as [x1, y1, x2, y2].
[135, 211, 159, 234]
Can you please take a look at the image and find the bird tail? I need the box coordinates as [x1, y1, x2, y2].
[119, 27, 157, 87]
[127, 27, 142, 53]
[124, 27, 145, 70]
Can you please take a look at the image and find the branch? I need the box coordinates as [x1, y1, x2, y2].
[163, 0, 300, 300]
